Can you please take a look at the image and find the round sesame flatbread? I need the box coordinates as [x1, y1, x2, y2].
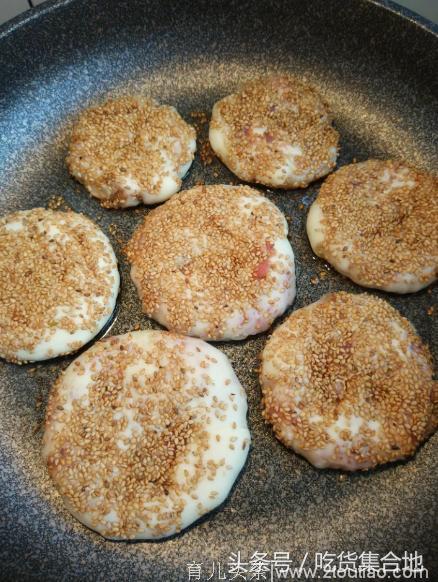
[307, 159, 438, 293]
[260, 292, 437, 471]
[67, 96, 196, 208]
[43, 330, 251, 540]
[126, 184, 296, 341]
[209, 75, 339, 189]
[0, 208, 119, 363]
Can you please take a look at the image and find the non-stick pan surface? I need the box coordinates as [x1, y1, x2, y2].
[0, 0, 437, 580]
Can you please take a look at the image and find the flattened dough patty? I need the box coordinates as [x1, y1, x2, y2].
[209, 75, 339, 189]
[126, 184, 296, 340]
[260, 292, 437, 471]
[67, 96, 196, 208]
[0, 208, 119, 363]
[43, 330, 250, 539]
[307, 159, 438, 293]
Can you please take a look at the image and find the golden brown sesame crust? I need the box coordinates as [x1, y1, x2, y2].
[210, 75, 339, 188]
[260, 292, 437, 470]
[309, 159, 438, 291]
[67, 96, 196, 208]
[125, 184, 292, 339]
[0, 208, 117, 363]
[43, 332, 243, 539]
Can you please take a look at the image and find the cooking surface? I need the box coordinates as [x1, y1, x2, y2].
[0, 0, 437, 580]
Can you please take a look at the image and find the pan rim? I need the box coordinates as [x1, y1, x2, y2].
[0, 0, 437, 45]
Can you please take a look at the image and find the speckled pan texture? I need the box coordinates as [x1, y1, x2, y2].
[0, 0, 436, 580]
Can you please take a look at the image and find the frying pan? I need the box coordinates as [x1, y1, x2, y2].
[0, 0, 437, 580]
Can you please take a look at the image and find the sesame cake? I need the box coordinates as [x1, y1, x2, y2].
[260, 292, 437, 471]
[0, 208, 119, 363]
[43, 330, 251, 540]
[67, 96, 196, 208]
[126, 184, 296, 341]
[209, 75, 339, 189]
[307, 159, 438, 293]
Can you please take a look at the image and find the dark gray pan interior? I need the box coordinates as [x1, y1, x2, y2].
[0, 0, 436, 579]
